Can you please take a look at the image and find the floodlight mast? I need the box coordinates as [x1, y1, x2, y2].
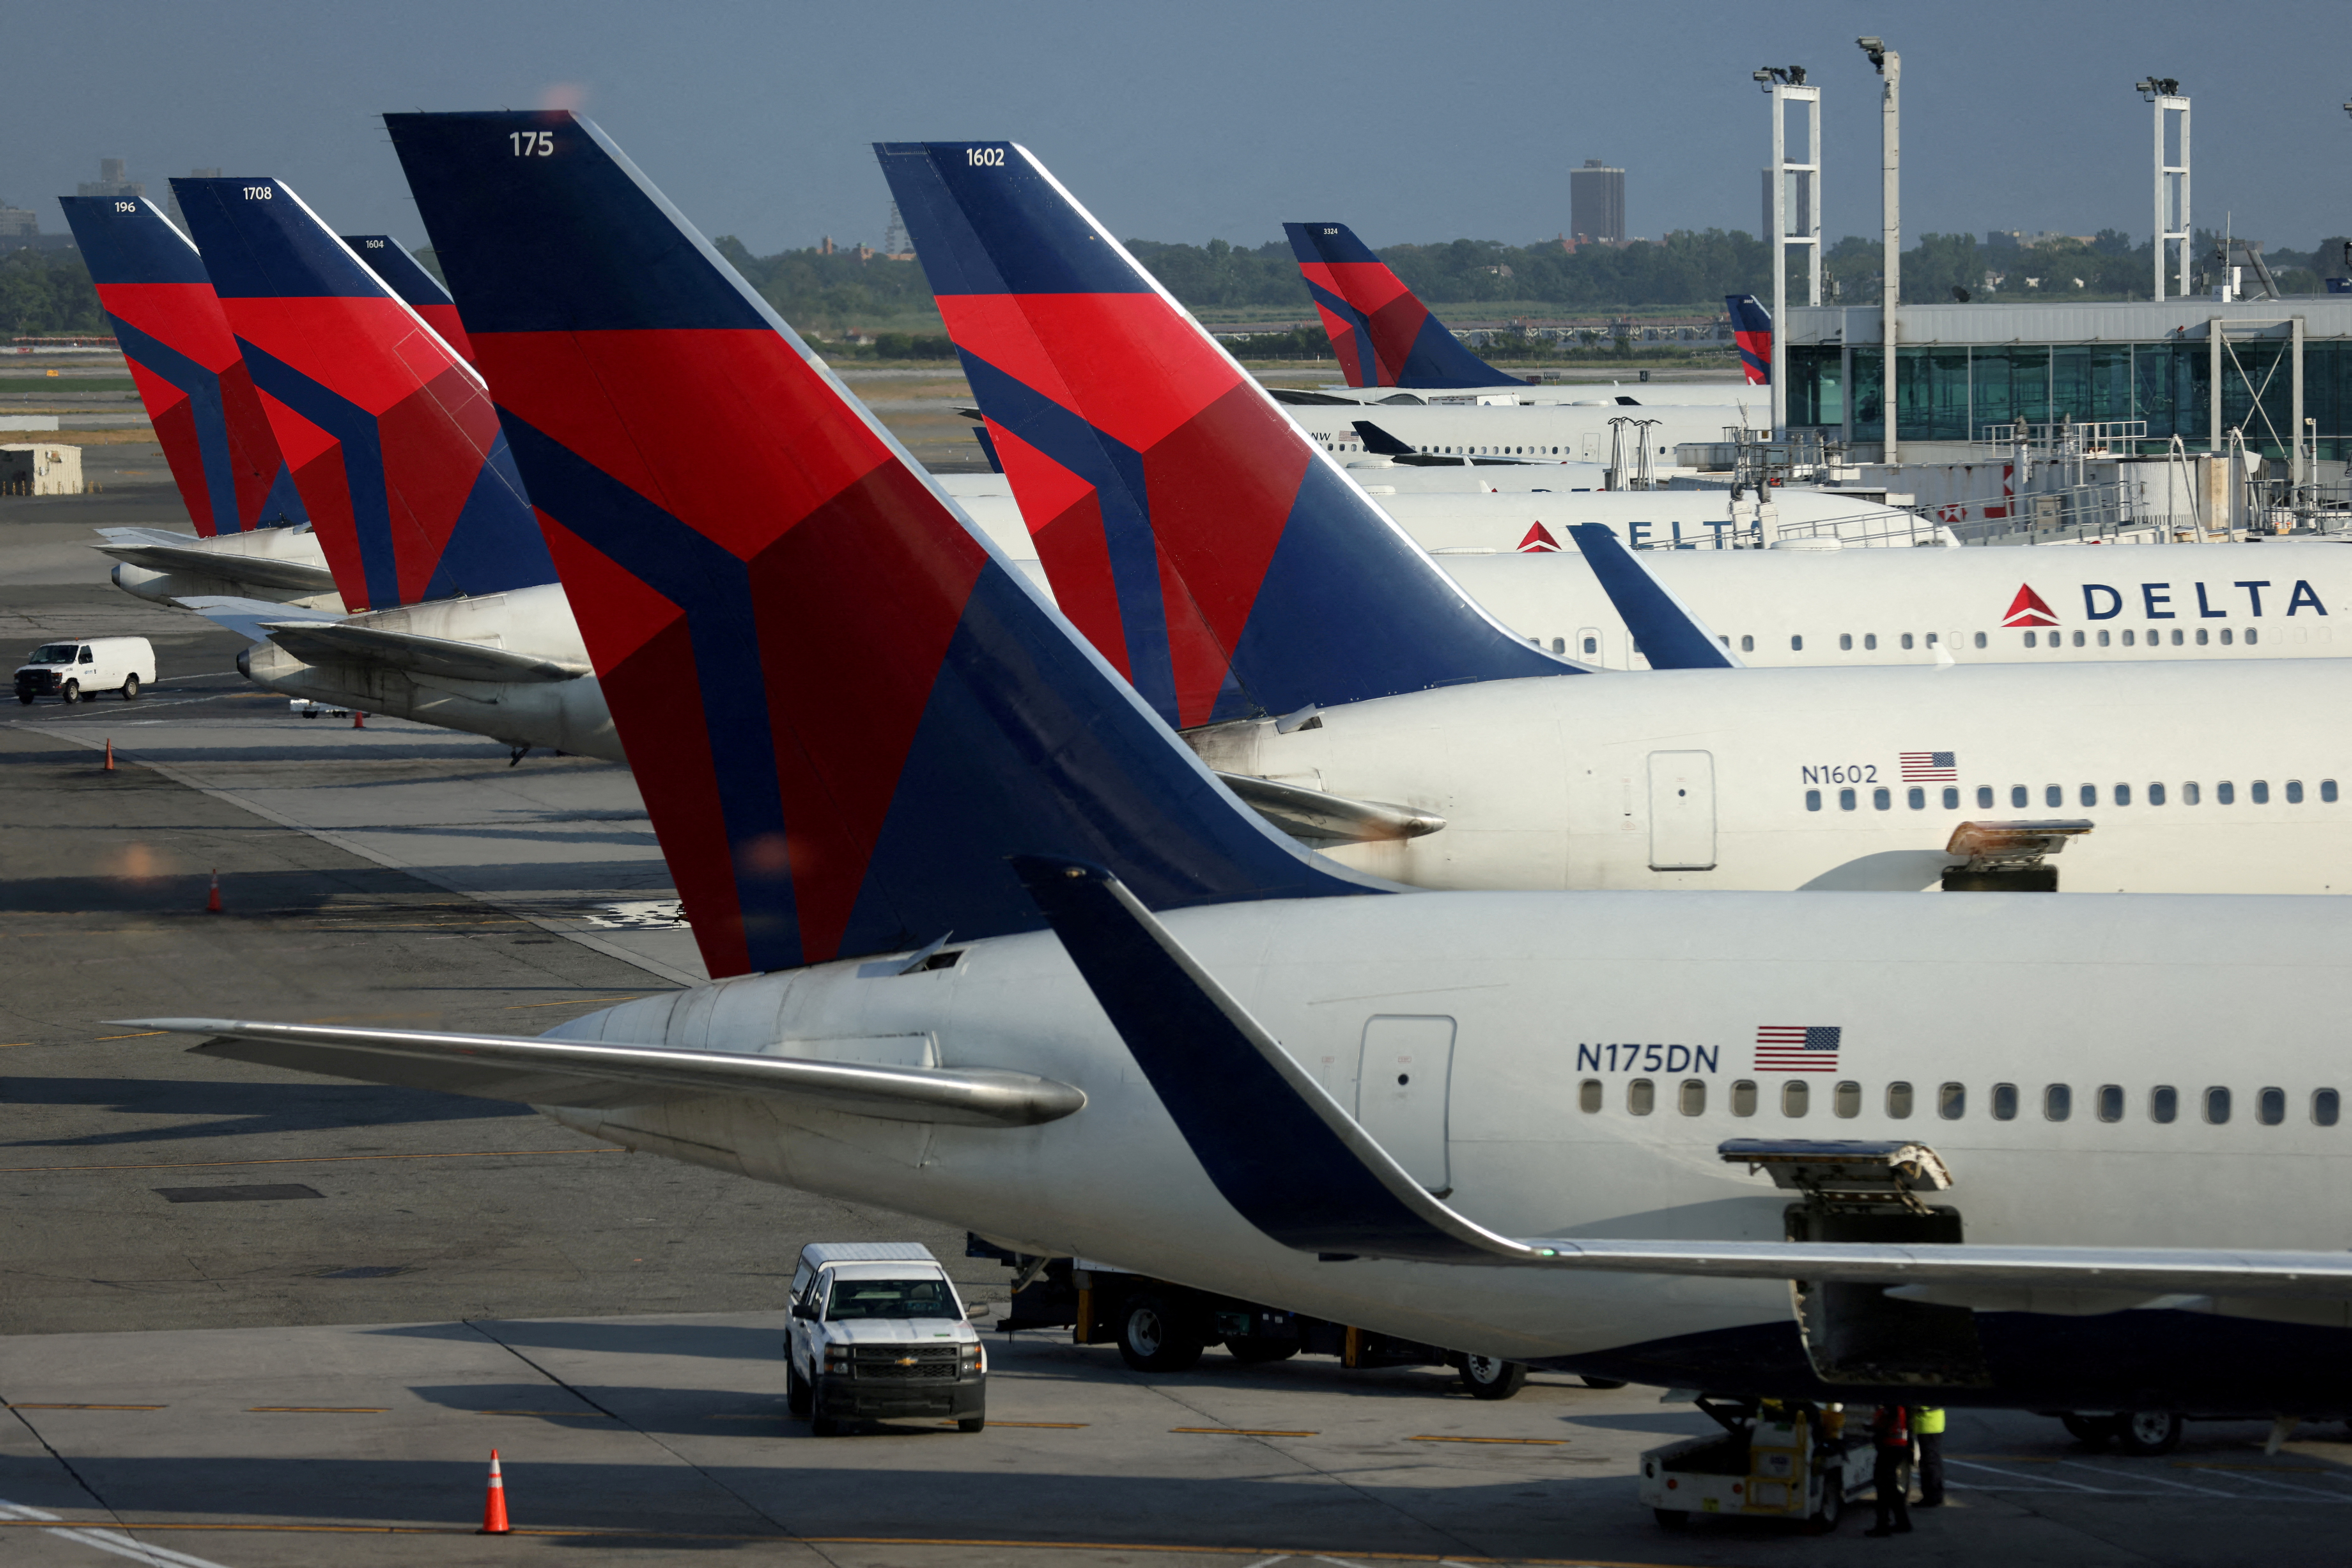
[1859, 36, 1898, 464]
[1758, 65, 1820, 434]
[2139, 77, 2190, 298]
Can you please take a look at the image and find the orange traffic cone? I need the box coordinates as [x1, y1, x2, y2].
[103, 738, 114, 771]
[205, 870, 222, 914]
[352, 710, 366, 729]
[478, 1450, 511, 1535]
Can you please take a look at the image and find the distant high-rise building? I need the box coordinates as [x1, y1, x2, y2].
[0, 203, 38, 241]
[1761, 169, 1812, 240]
[1569, 160, 1623, 244]
[165, 169, 222, 232]
[76, 157, 144, 203]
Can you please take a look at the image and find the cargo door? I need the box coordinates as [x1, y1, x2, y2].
[1357, 1015, 1456, 1193]
[1648, 750, 1717, 870]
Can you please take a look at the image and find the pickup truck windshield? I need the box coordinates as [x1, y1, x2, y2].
[29, 645, 79, 664]
[826, 1277, 957, 1320]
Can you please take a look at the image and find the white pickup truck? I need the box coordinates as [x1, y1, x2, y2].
[15, 636, 155, 705]
[783, 1242, 987, 1436]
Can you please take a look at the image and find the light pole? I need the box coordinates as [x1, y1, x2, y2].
[1752, 65, 1820, 435]
[1859, 38, 1898, 463]
[2137, 78, 2189, 299]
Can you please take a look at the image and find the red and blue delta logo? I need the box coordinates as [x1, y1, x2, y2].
[2001, 584, 2059, 628]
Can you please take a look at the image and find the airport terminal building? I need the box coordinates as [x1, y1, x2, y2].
[1783, 299, 2352, 470]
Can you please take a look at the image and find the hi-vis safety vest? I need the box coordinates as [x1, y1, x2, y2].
[1916, 1407, 1946, 1435]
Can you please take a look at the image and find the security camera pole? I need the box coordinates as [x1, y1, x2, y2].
[1858, 37, 1898, 464]
[1751, 65, 1820, 435]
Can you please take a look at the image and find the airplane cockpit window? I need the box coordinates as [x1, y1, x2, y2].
[2316, 1089, 2341, 1126]
[1939, 1083, 1966, 1119]
[2044, 1084, 2072, 1121]
[2258, 1087, 2287, 1126]
[1833, 1081, 1861, 1118]
[1731, 1079, 1758, 1117]
[2204, 1087, 2232, 1125]
[2097, 1084, 2125, 1122]
[1991, 1083, 2019, 1121]
[1578, 1079, 1602, 1113]
[1885, 1081, 1914, 1118]
[2151, 1085, 2179, 1123]
[1626, 1078, 1655, 1116]
[1678, 1079, 1706, 1116]
[1781, 1080, 1809, 1118]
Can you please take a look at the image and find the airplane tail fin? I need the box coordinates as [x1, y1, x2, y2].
[1563, 525, 1741, 670]
[1726, 294, 1771, 386]
[876, 144, 1583, 732]
[1283, 222, 1527, 390]
[340, 235, 475, 365]
[387, 110, 1379, 981]
[1350, 419, 1417, 457]
[172, 177, 553, 611]
[56, 195, 307, 538]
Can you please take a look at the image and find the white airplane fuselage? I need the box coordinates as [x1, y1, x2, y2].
[536, 888, 2352, 1409]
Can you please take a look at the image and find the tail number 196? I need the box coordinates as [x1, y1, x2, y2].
[511, 131, 555, 157]
[965, 147, 1004, 167]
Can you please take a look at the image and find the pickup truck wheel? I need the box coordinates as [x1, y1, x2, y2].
[15, 691, 30, 705]
[120, 674, 139, 700]
[1116, 1293, 1203, 1372]
[958, 1415, 985, 1433]
[785, 1359, 810, 1416]
[2113, 1411, 2184, 1456]
[1653, 1508, 1691, 1530]
[1459, 1356, 1528, 1400]
[2060, 1413, 2117, 1448]
[1223, 1336, 1299, 1365]
[59, 680, 78, 704]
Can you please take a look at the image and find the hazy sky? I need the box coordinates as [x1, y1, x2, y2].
[4, 1, 2345, 257]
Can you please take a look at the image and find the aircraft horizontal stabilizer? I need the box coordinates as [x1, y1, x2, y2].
[257, 621, 590, 684]
[1564, 523, 1741, 670]
[119, 1018, 1086, 1128]
[176, 595, 342, 646]
[1017, 859, 2352, 1302]
[93, 540, 339, 595]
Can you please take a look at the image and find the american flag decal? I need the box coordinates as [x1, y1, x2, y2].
[1900, 751, 1956, 782]
[1755, 1025, 1841, 1072]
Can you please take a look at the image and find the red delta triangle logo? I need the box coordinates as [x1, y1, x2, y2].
[2001, 583, 2059, 628]
[1517, 522, 1562, 553]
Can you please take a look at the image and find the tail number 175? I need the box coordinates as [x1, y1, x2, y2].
[511, 131, 555, 157]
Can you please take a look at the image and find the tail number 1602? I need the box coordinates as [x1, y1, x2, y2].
[965, 147, 1004, 167]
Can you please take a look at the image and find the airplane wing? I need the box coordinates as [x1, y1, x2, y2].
[256, 621, 590, 684]
[174, 595, 344, 645]
[1012, 857, 2352, 1301]
[1215, 771, 1444, 846]
[1563, 523, 1742, 670]
[1350, 419, 1558, 468]
[118, 1017, 1086, 1128]
[92, 539, 340, 595]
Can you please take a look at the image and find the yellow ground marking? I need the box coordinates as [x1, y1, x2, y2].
[0, 1147, 625, 1175]
[1408, 1435, 1569, 1446]
[6, 1404, 165, 1411]
[247, 1406, 388, 1414]
[93, 1031, 169, 1040]
[1172, 1427, 1318, 1437]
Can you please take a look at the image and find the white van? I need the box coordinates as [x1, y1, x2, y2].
[14, 636, 156, 704]
[782, 1242, 987, 1435]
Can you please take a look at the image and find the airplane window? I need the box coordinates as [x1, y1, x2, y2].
[2183, 782, 2201, 805]
[2326, 780, 2341, 803]
[1938, 1082, 1966, 1119]
[1839, 633, 1853, 651]
[1942, 787, 1960, 809]
[2251, 780, 2269, 804]
[1678, 1079, 1706, 1116]
[2115, 783, 2132, 805]
[1739, 635, 1754, 652]
[1901, 633, 1914, 650]
[2287, 780, 2304, 803]
[2072, 631, 2085, 648]
[1578, 1079, 1602, 1113]
[1838, 788, 1857, 811]
[2149, 782, 2167, 805]
[1864, 633, 1878, 651]
[1627, 1078, 1655, 1115]
[2195, 628, 2210, 646]
[2079, 784, 2097, 807]
[2044, 1084, 2072, 1121]
[1973, 631, 1987, 649]
[1833, 1080, 1861, 1118]
[1582, 636, 1598, 655]
[1731, 1079, 1758, 1117]
[1551, 637, 1565, 653]
[2216, 781, 2235, 805]
[2204, 1086, 2231, 1124]
[2246, 627, 2259, 645]
[1886, 1081, 1914, 1118]
[2150, 1085, 2178, 1123]
[1781, 1080, 1809, 1117]
[2097, 1084, 2125, 1122]
[2023, 631, 2037, 648]
[1791, 635, 1803, 651]
[1907, 787, 1925, 810]
[1805, 789, 1822, 812]
[1977, 786, 1994, 808]
[1872, 787, 1891, 810]
[2097, 630, 2111, 647]
[2011, 785, 2029, 808]
[1991, 1083, 2020, 1120]
[2257, 1087, 2286, 1126]
[2171, 629, 2184, 646]
[1926, 632, 1939, 646]
[2316, 1088, 2341, 1126]
[2220, 628, 2234, 645]
[2122, 629, 2136, 646]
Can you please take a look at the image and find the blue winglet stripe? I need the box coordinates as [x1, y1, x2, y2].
[1564, 525, 1740, 670]
[1014, 857, 1487, 1262]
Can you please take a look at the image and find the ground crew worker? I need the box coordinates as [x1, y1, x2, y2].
[1864, 1404, 1913, 1537]
[1914, 1406, 1946, 1506]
